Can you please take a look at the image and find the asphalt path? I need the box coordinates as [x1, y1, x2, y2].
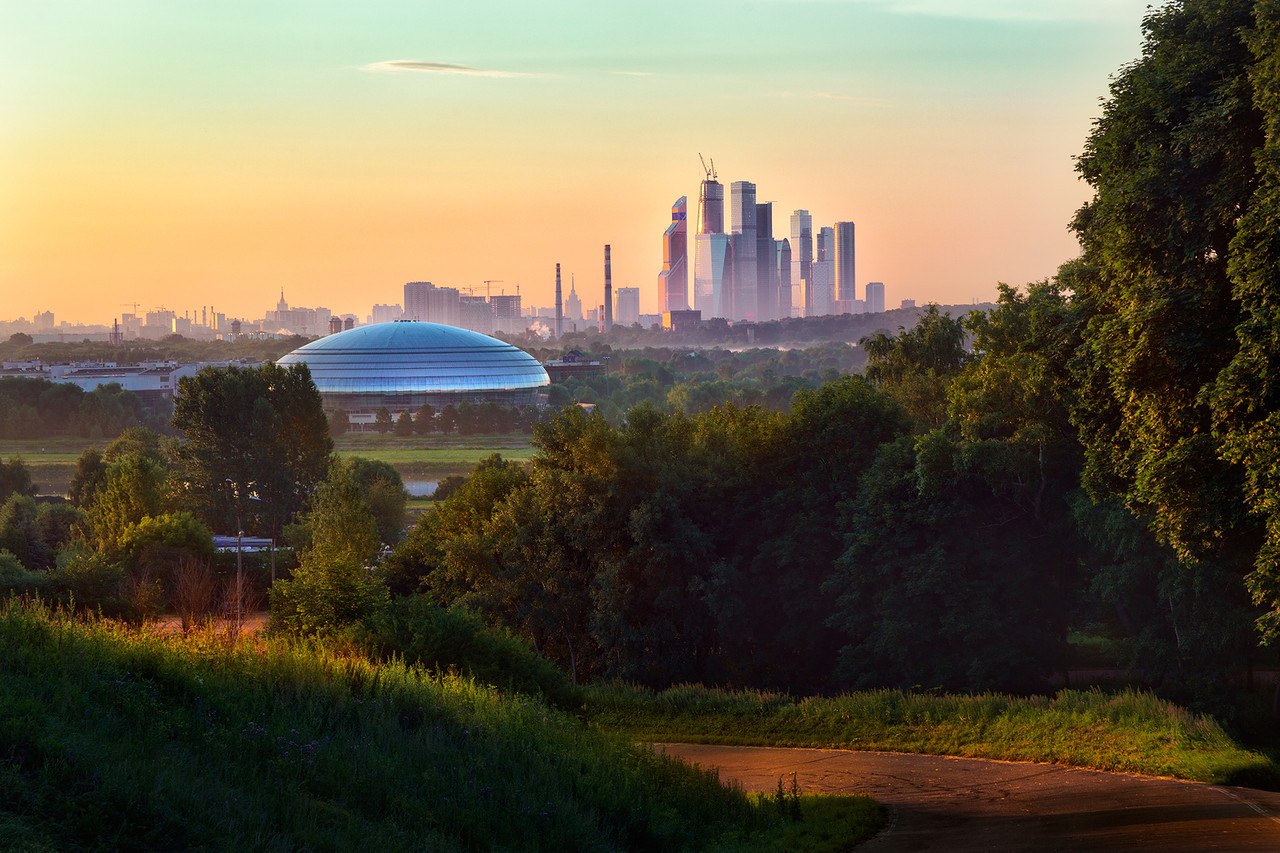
[657, 743, 1280, 851]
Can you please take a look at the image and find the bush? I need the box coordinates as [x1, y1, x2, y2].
[46, 548, 128, 616]
[355, 595, 580, 711]
[269, 553, 389, 636]
[0, 549, 47, 594]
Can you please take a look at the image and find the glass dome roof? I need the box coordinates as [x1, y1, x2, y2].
[276, 321, 549, 395]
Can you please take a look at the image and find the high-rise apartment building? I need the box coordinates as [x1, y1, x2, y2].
[790, 210, 812, 319]
[370, 304, 403, 324]
[694, 176, 730, 319]
[865, 281, 885, 314]
[615, 287, 641, 327]
[730, 181, 758, 321]
[404, 282, 460, 326]
[834, 221, 856, 304]
[658, 197, 689, 312]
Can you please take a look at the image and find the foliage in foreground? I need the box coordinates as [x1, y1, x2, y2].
[586, 682, 1279, 788]
[0, 601, 881, 852]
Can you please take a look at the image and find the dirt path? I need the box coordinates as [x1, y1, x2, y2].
[658, 743, 1280, 851]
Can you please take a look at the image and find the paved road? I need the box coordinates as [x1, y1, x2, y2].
[658, 743, 1280, 851]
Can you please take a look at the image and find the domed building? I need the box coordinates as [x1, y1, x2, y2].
[277, 321, 549, 419]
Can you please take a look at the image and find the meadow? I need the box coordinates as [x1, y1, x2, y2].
[586, 682, 1279, 787]
[0, 433, 537, 497]
[0, 601, 882, 852]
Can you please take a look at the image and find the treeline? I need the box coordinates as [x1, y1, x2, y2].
[386, 288, 1263, 702]
[0, 377, 170, 439]
[343, 401, 543, 436]
[0, 331, 309, 365]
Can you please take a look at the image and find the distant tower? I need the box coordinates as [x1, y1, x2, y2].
[566, 274, 583, 322]
[328, 316, 343, 335]
[834, 221, 856, 305]
[343, 316, 354, 331]
[694, 156, 731, 319]
[658, 196, 689, 312]
[555, 263, 563, 339]
[604, 245, 613, 331]
[277, 289, 288, 314]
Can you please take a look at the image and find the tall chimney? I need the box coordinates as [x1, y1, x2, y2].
[604, 244, 613, 332]
[555, 263, 563, 339]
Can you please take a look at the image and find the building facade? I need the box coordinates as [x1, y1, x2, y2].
[658, 196, 689, 313]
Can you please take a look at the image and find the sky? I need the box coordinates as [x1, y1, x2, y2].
[0, 0, 1155, 324]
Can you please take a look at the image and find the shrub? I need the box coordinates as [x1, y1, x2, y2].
[355, 595, 580, 711]
[269, 553, 389, 636]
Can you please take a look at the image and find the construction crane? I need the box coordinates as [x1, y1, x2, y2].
[482, 279, 504, 299]
[699, 153, 717, 181]
[120, 302, 141, 315]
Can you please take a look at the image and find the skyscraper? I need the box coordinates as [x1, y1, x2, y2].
[658, 196, 689, 312]
[777, 238, 792, 321]
[809, 226, 836, 317]
[603, 244, 613, 331]
[865, 281, 885, 314]
[730, 181, 757, 321]
[834, 221, 856, 305]
[755, 201, 775, 322]
[790, 210, 812, 319]
[694, 175, 731, 319]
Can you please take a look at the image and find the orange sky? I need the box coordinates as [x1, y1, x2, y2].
[0, 1, 1150, 324]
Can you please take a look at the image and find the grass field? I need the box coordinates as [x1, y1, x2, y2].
[0, 602, 882, 852]
[0, 433, 537, 497]
[586, 682, 1280, 788]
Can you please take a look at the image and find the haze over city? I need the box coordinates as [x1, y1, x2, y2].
[2, 0, 1150, 324]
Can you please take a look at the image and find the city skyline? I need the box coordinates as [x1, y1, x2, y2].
[3, 1, 1151, 324]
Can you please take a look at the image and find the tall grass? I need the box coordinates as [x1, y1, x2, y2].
[0, 601, 879, 852]
[586, 682, 1279, 786]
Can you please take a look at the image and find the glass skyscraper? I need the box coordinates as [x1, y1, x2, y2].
[730, 181, 757, 321]
[790, 210, 813, 319]
[658, 196, 689, 312]
[694, 177, 730, 319]
[834, 221, 856, 305]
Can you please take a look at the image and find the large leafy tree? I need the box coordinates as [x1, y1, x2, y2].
[1071, 0, 1262, 563]
[172, 363, 331, 537]
[1208, 0, 1280, 639]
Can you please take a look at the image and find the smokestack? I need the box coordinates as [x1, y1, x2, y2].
[555, 263, 563, 339]
[604, 244, 613, 332]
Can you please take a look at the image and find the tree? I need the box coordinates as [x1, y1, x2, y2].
[172, 363, 331, 538]
[0, 495, 50, 570]
[68, 448, 106, 508]
[0, 457, 37, 503]
[861, 305, 968, 429]
[82, 454, 166, 554]
[373, 407, 393, 434]
[345, 457, 408, 546]
[269, 458, 388, 636]
[414, 403, 435, 434]
[328, 407, 349, 438]
[394, 411, 414, 436]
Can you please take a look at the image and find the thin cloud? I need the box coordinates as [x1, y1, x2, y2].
[610, 70, 655, 77]
[859, 0, 1150, 23]
[360, 60, 538, 78]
